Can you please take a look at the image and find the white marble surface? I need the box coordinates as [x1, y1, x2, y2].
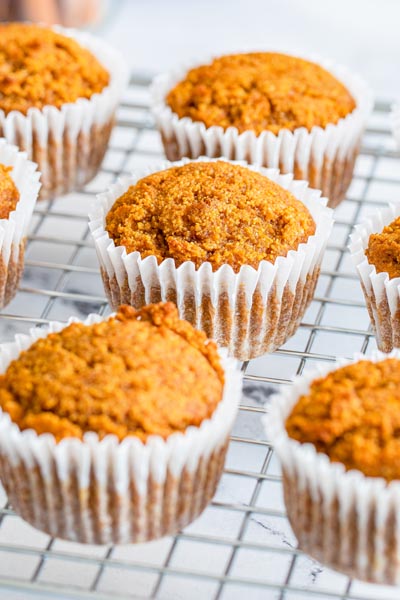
[103, 0, 400, 98]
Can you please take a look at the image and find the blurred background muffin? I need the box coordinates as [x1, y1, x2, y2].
[0, 21, 127, 200]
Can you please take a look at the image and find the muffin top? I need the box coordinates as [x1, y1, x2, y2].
[0, 164, 19, 219]
[0, 303, 224, 443]
[106, 161, 316, 273]
[366, 216, 400, 279]
[286, 358, 400, 482]
[166, 52, 356, 135]
[0, 23, 110, 115]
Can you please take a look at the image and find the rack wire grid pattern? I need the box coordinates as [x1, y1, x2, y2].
[0, 72, 397, 600]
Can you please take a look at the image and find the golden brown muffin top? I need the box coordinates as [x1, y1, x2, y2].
[0, 23, 110, 115]
[366, 216, 400, 279]
[106, 161, 316, 273]
[286, 358, 400, 482]
[0, 164, 19, 219]
[0, 303, 224, 443]
[166, 52, 356, 135]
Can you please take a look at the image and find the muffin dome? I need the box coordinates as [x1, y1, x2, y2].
[0, 303, 224, 442]
[0, 23, 110, 115]
[105, 160, 316, 272]
[166, 52, 356, 135]
[286, 358, 400, 481]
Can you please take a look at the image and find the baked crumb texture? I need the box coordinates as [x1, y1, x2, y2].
[0, 164, 19, 218]
[167, 52, 355, 135]
[0, 303, 224, 442]
[0, 23, 121, 200]
[106, 161, 316, 272]
[0, 23, 109, 115]
[286, 358, 400, 482]
[366, 216, 400, 280]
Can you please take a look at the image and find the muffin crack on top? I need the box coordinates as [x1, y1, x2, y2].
[105, 160, 316, 272]
[166, 52, 356, 135]
[286, 358, 400, 482]
[0, 303, 224, 442]
[0, 23, 110, 115]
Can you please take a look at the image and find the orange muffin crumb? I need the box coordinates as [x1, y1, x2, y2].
[286, 358, 400, 482]
[366, 216, 400, 279]
[0, 303, 224, 443]
[106, 161, 315, 273]
[0, 164, 19, 218]
[167, 53, 356, 135]
[0, 23, 110, 115]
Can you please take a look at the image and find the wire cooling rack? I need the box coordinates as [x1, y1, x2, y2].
[0, 73, 398, 600]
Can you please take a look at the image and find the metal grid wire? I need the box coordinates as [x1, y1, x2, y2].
[0, 73, 397, 600]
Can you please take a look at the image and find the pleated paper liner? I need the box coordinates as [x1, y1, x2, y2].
[265, 349, 400, 585]
[0, 139, 41, 307]
[349, 203, 400, 352]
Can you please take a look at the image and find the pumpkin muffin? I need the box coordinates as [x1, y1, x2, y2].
[266, 352, 400, 584]
[350, 205, 400, 352]
[90, 158, 333, 360]
[0, 23, 127, 199]
[0, 141, 40, 308]
[152, 52, 373, 208]
[0, 303, 242, 544]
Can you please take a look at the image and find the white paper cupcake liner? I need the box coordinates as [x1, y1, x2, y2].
[265, 349, 400, 584]
[349, 203, 400, 352]
[0, 312, 242, 544]
[151, 53, 373, 208]
[0, 139, 41, 307]
[391, 103, 400, 148]
[0, 24, 128, 200]
[89, 157, 333, 361]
